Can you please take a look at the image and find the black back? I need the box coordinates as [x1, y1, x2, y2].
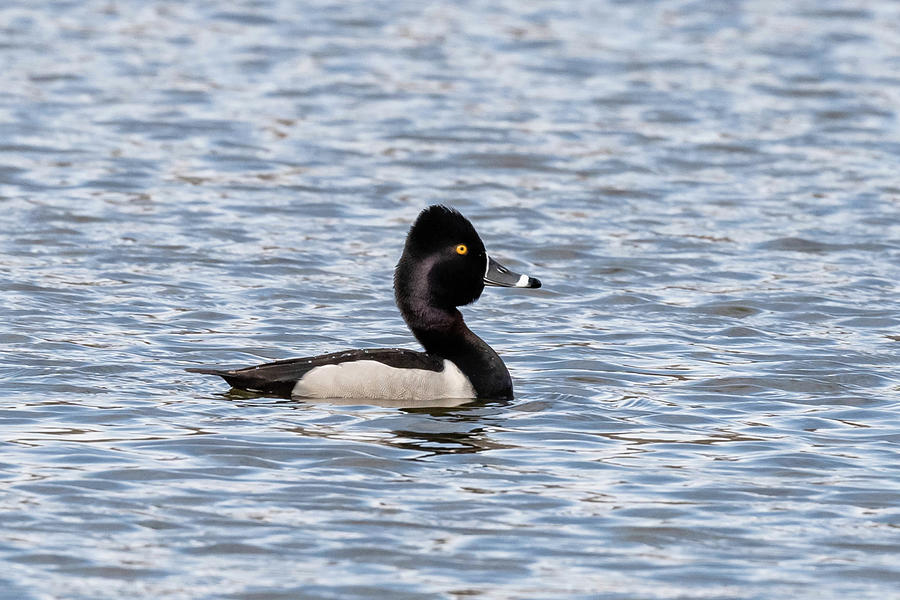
[187, 348, 443, 397]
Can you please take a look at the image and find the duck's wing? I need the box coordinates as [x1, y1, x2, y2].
[187, 348, 443, 397]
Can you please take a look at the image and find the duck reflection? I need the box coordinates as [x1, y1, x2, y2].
[226, 391, 514, 456]
[322, 397, 514, 456]
[387, 401, 514, 455]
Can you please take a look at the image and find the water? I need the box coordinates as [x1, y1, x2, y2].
[2, 1, 900, 598]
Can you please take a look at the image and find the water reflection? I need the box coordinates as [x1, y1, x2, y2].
[384, 401, 516, 456]
[228, 392, 514, 456]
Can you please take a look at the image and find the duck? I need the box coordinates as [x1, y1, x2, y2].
[187, 205, 541, 400]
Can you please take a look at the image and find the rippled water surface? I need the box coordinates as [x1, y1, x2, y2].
[2, 1, 900, 598]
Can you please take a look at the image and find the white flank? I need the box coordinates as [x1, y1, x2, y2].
[515, 273, 529, 287]
[292, 359, 476, 400]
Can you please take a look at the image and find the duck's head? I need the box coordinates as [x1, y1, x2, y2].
[394, 205, 541, 313]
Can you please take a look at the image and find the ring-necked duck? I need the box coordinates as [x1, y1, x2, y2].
[187, 205, 541, 400]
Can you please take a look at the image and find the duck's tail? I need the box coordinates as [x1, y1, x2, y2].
[185, 366, 297, 397]
[185, 367, 229, 376]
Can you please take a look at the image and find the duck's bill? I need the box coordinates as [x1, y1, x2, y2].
[483, 255, 541, 289]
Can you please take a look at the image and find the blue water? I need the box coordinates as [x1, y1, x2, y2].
[2, 1, 899, 598]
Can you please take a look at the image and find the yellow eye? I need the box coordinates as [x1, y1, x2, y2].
[455, 244, 468, 255]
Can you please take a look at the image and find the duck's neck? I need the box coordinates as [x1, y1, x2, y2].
[398, 300, 512, 399]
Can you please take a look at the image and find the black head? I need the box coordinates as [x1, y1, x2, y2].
[394, 205, 488, 309]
